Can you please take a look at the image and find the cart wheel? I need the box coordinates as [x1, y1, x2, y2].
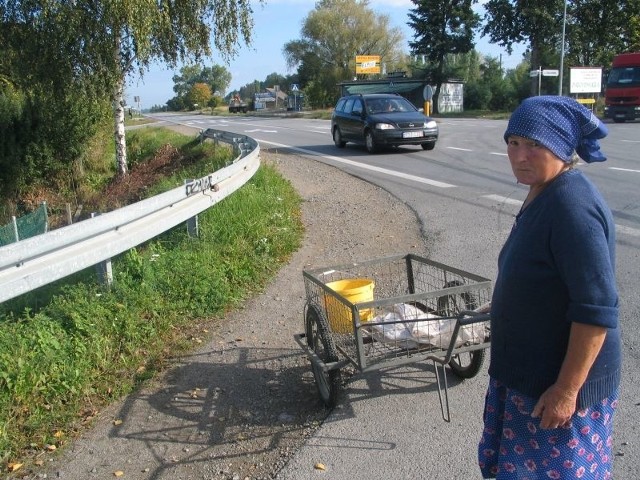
[436, 280, 478, 315]
[438, 280, 484, 378]
[449, 349, 485, 379]
[305, 304, 340, 408]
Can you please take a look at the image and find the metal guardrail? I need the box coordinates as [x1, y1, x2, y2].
[0, 128, 260, 304]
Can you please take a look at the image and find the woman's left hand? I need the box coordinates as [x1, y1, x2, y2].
[531, 384, 578, 429]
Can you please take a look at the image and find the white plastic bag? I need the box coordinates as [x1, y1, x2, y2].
[411, 316, 486, 349]
[369, 303, 488, 350]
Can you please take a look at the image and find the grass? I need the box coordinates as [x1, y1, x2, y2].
[0, 129, 304, 471]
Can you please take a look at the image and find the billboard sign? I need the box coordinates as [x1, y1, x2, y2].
[570, 67, 603, 93]
[356, 55, 381, 74]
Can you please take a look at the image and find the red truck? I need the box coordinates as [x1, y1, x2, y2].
[604, 52, 640, 123]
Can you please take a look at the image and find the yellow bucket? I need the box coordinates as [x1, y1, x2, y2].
[324, 278, 375, 333]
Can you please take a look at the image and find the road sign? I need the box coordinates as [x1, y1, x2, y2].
[291, 84, 299, 92]
[542, 69, 559, 77]
[423, 85, 433, 101]
[530, 70, 540, 77]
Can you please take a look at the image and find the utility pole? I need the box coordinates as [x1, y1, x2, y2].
[558, 0, 568, 95]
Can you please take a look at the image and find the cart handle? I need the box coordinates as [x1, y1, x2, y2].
[457, 310, 491, 326]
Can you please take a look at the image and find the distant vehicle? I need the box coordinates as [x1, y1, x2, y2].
[228, 94, 248, 113]
[604, 52, 640, 123]
[331, 93, 438, 153]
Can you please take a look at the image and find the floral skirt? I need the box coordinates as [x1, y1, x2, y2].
[478, 378, 618, 480]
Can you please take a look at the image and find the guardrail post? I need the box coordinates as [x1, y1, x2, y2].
[185, 180, 200, 238]
[11, 216, 19, 242]
[91, 213, 113, 288]
[186, 215, 199, 238]
[66, 203, 73, 225]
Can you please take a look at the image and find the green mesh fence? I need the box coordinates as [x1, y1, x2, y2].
[0, 202, 48, 247]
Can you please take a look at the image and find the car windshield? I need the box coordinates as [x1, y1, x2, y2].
[366, 97, 416, 114]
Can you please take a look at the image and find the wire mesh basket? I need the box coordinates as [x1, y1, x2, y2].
[297, 253, 492, 420]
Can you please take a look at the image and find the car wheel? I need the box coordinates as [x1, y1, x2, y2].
[365, 130, 378, 153]
[421, 142, 436, 151]
[333, 127, 346, 148]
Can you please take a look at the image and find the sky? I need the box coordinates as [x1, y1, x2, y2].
[126, 0, 527, 109]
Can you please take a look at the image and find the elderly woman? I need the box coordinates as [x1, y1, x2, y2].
[478, 96, 622, 480]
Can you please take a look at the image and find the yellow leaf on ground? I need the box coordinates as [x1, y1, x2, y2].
[8, 463, 23, 472]
[113, 419, 123, 426]
[46, 444, 57, 451]
[114, 470, 124, 477]
[314, 462, 326, 471]
[54, 430, 64, 438]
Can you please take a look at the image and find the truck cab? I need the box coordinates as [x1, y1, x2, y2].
[604, 52, 640, 123]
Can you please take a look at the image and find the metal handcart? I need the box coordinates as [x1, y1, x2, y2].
[294, 253, 492, 421]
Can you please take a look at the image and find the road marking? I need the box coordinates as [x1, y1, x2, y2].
[245, 128, 277, 133]
[447, 147, 473, 152]
[151, 118, 640, 239]
[483, 194, 522, 206]
[610, 167, 640, 173]
[483, 195, 640, 238]
[490, 152, 508, 156]
[616, 225, 640, 237]
[256, 139, 456, 188]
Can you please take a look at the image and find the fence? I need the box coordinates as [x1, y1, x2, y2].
[0, 202, 48, 247]
[0, 128, 260, 304]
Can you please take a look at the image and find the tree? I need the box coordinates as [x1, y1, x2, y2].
[283, 0, 405, 108]
[2, 0, 257, 178]
[187, 83, 213, 110]
[264, 73, 288, 91]
[564, 0, 640, 69]
[482, 0, 640, 95]
[407, 0, 481, 113]
[173, 64, 232, 99]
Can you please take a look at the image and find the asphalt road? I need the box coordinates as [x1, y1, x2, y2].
[149, 112, 640, 479]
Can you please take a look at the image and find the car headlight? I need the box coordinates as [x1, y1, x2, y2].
[425, 120, 437, 129]
[375, 123, 395, 130]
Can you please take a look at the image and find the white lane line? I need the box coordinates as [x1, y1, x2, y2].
[490, 152, 508, 156]
[155, 122, 640, 239]
[447, 147, 473, 152]
[616, 225, 640, 237]
[483, 194, 522, 206]
[621, 140, 640, 143]
[483, 195, 640, 238]
[610, 167, 640, 173]
[256, 139, 456, 188]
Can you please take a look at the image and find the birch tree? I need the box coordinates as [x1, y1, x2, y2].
[1, 0, 257, 177]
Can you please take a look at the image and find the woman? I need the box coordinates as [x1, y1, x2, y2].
[478, 96, 622, 480]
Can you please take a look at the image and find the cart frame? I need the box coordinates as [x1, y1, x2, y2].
[294, 253, 492, 421]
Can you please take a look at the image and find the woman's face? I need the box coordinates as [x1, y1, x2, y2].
[507, 135, 567, 187]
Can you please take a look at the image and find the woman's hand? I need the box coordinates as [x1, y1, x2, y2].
[531, 384, 578, 429]
[531, 322, 607, 429]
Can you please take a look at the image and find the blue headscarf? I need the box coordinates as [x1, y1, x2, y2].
[504, 96, 608, 163]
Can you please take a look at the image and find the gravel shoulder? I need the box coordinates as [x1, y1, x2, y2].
[37, 144, 428, 480]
